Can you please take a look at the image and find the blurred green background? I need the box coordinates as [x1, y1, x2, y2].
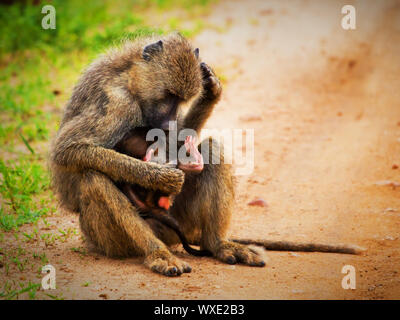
[0, 0, 215, 232]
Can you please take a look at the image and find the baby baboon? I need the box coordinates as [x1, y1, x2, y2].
[50, 33, 363, 277]
[114, 127, 211, 257]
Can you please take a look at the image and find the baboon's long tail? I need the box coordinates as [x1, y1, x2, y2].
[231, 239, 365, 255]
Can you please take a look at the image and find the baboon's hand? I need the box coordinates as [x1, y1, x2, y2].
[200, 62, 222, 102]
[157, 165, 185, 195]
[177, 135, 204, 174]
[214, 241, 266, 267]
[144, 248, 192, 277]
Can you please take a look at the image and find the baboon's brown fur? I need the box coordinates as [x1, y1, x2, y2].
[50, 33, 363, 277]
[50, 33, 265, 276]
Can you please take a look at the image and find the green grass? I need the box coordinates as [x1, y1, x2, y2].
[0, 0, 214, 234]
[0, 0, 212, 55]
[0, 159, 52, 231]
[0, 245, 52, 299]
[0, 281, 41, 300]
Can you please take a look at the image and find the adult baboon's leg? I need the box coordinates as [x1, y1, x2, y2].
[170, 138, 265, 267]
[79, 170, 192, 276]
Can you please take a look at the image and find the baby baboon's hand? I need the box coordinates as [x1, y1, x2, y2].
[200, 62, 222, 102]
[144, 249, 192, 277]
[214, 241, 266, 267]
[177, 135, 204, 174]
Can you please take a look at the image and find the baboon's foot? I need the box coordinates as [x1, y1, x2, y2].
[144, 248, 192, 277]
[214, 241, 265, 267]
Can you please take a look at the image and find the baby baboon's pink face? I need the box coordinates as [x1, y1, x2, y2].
[144, 135, 204, 174]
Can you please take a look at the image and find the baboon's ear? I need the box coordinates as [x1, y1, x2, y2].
[143, 40, 163, 61]
[194, 48, 199, 59]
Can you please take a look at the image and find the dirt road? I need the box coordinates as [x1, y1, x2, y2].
[9, 0, 400, 299]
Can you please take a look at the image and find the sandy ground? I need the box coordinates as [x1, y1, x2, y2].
[3, 0, 400, 299]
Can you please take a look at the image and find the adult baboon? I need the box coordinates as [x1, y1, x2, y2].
[50, 33, 362, 277]
[50, 33, 266, 276]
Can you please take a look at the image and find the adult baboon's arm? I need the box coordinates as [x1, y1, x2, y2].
[51, 100, 184, 195]
[183, 62, 222, 133]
